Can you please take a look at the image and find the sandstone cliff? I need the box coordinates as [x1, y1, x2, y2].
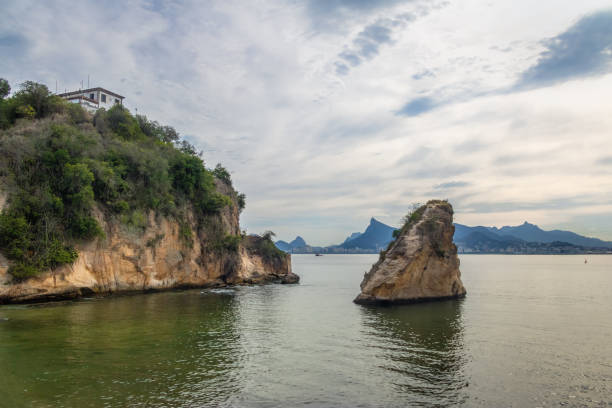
[0, 184, 298, 304]
[354, 200, 465, 305]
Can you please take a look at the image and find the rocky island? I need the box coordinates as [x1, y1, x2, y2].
[0, 81, 297, 304]
[354, 200, 466, 305]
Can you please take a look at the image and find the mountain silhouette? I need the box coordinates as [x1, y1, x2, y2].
[493, 222, 612, 247]
[455, 221, 612, 248]
[276, 219, 612, 254]
[340, 218, 396, 250]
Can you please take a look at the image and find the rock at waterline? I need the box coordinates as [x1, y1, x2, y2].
[281, 272, 300, 284]
[354, 200, 466, 305]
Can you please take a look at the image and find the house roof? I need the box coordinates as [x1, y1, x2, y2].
[58, 87, 124, 100]
[64, 95, 98, 104]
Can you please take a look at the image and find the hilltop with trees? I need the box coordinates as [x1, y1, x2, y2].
[0, 79, 256, 280]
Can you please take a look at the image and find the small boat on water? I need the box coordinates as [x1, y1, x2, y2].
[315, 253, 323, 257]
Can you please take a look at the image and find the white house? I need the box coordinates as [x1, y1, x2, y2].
[58, 87, 124, 113]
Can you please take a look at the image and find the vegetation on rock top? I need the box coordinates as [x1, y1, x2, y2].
[0, 79, 246, 280]
[380, 200, 451, 261]
[244, 231, 288, 264]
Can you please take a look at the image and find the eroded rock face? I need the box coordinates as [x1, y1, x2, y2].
[354, 200, 466, 305]
[0, 185, 297, 304]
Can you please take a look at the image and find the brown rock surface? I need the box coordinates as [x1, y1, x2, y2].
[0, 185, 297, 304]
[354, 200, 466, 305]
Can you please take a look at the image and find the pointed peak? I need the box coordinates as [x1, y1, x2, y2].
[365, 217, 395, 232]
[290, 236, 306, 247]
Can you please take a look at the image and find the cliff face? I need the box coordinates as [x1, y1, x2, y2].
[0, 184, 297, 304]
[354, 200, 466, 305]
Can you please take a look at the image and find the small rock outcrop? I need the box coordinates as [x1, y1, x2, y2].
[354, 200, 466, 305]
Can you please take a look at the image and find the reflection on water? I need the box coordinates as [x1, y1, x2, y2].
[1, 254, 612, 407]
[0, 291, 245, 407]
[360, 300, 467, 406]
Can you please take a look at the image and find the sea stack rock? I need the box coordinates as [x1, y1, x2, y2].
[354, 200, 466, 305]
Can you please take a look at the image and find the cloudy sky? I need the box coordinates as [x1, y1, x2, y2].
[2, 0, 612, 244]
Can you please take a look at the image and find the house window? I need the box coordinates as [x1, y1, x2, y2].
[114, 98, 119, 104]
[101, 94, 106, 103]
[90, 93, 95, 100]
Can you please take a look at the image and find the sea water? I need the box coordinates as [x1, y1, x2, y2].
[0, 254, 611, 407]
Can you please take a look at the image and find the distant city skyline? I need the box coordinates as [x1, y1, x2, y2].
[2, 0, 611, 245]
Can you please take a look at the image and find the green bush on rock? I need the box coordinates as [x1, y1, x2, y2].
[0, 79, 246, 280]
[244, 231, 287, 263]
[378, 200, 450, 262]
[213, 234, 243, 253]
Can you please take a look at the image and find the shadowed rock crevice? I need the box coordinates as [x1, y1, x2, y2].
[354, 200, 466, 305]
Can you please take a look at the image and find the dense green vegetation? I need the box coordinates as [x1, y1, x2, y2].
[213, 234, 243, 252]
[244, 231, 287, 263]
[0, 79, 245, 280]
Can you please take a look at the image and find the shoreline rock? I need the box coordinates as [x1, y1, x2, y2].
[280, 272, 300, 284]
[0, 189, 298, 305]
[354, 200, 466, 305]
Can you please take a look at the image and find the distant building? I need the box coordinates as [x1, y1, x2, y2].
[58, 87, 124, 113]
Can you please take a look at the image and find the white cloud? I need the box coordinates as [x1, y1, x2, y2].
[1, 0, 611, 244]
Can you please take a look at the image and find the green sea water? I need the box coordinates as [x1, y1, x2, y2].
[1, 254, 611, 407]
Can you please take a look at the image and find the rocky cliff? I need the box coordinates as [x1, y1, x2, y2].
[354, 200, 465, 305]
[0, 184, 298, 304]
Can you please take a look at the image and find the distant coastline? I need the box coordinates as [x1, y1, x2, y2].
[286, 248, 612, 255]
[277, 219, 612, 255]
[458, 249, 612, 255]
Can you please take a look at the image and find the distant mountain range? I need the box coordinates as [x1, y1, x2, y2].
[454, 221, 612, 253]
[275, 236, 307, 252]
[276, 218, 396, 254]
[276, 219, 612, 254]
[342, 232, 362, 244]
[339, 218, 396, 250]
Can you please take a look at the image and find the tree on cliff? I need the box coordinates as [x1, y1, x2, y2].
[0, 78, 11, 128]
[0, 80, 66, 127]
[0, 79, 245, 281]
[0, 78, 9, 99]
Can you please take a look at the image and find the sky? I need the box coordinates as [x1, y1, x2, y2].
[1, 0, 612, 245]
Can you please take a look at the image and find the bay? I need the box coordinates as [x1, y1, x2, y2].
[0, 254, 611, 407]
